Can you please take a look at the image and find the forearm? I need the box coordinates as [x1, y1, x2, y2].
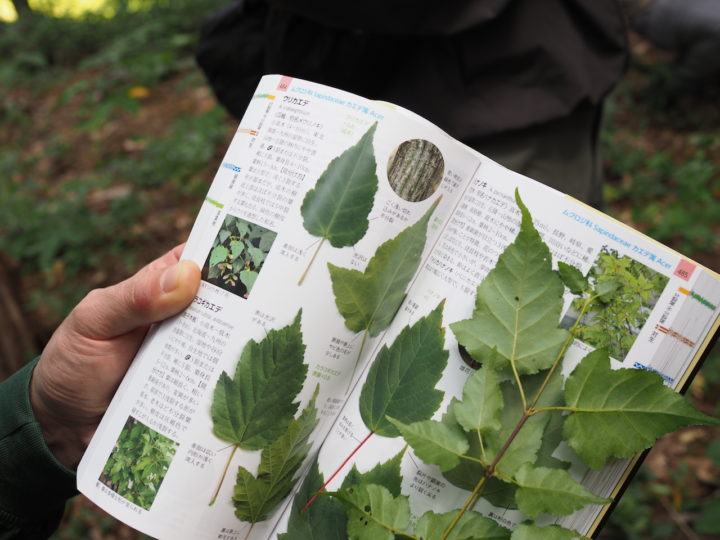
[0, 359, 77, 538]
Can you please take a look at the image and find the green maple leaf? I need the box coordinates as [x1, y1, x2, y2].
[414, 510, 511, 540]
[358, 302, 448, 437]
[233, 388, 320, 523]
[327, 483, 410, 540]
[341, 447, 406, 496]
[211, 310, 307, 450]
[328, 197, 440, 336]
[450, 191, 568, 374]
[512, 464, 609, 518]
[387, 417, 468, 472]
[279, 459, 347, 540]
[563, 348, 720, 469]
[301, 123, 378, 248]
[510, 524, 588, 540]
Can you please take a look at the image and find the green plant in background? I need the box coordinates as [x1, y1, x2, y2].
[284, 192, 719, 540]
[567, 247, 669, 360]
[100, 416, 178, 510]
[204, 215, 277, 298]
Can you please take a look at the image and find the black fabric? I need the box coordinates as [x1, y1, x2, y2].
[197, 0, 627, 140]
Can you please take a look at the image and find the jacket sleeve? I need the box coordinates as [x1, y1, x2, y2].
[0, 358, 77, 539]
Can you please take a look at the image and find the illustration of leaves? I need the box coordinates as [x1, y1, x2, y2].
[211, 310, 307, 450]
[510, 524, 588, 540]
[359, 302, 448, 437]
[301, 123, 378, 247]
[512, 464, 609, 518]
[387, 417, 468, 472]
[450, 191, 568, 375]
[414, 510, 511, 540]
[278, 459, 347, 540]
[328, 483, 410, 540]
[341, 447, 406, 496]
[328, 197, 440, 337]
[563, 348, 720, 469]
[233, 388, 320, 523]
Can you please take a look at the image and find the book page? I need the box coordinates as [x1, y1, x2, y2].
[271, 152, 720, 537]
[76, 75, 483, 539]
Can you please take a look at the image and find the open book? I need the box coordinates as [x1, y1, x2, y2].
[77, 75, 720, 539]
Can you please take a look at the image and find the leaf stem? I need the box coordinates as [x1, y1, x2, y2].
[243, 523, 255, 540]
[209, 444, 238, 506]
[298, 238, 326, 286]
[303, 430, 375, 510]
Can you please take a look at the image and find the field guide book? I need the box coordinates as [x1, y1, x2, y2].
[76, 75, 720, 540]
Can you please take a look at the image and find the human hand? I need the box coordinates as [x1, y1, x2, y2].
[30, 245, 201, 468]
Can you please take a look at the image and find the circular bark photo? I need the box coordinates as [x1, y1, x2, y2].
[386, 139, 444, 202]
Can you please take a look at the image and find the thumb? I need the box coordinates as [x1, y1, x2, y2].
[70, 259, 201, 339]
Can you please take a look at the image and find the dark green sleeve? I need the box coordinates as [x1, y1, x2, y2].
[0, 358, 77, 539]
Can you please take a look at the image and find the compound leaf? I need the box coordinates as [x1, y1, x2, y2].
[563, 348, 720, 469]
[359, 302, 448, 437]
[513, 464, 609, 518]
[450, 191, 568, 375]
[279, 459, 347, 540]
[301, 123, 378, 248]
[327, 483, 410, 540]
[414, 510, 511, 540]
[328, 197, 440, 336]
[211, 310, 307, 450]
[233, 388, 320, 523]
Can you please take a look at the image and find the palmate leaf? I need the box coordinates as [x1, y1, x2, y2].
[301, 123, 378, 248]
[279, 459, 347, 540]
[414, 510, 511, 540]
[387, 417, 468, 472]
[233, 388, 320, 523]
[510, 524, 588, 540]
[341, 447, 406, 496]
[327, 483, 410, 540]
[359, 302, 448, 437]
[450, 191, 568, 375]
[328, 197, 440, 336]
[563, 348, 720, 469]
[512, 464, 609, 518]
[211, 310, 307, 450]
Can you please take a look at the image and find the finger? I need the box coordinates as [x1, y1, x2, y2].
[69, 259, 201, 339]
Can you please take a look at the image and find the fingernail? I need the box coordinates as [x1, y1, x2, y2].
[161, 263, 183, 293]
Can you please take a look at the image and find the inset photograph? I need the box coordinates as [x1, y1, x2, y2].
[99, 416, 178, 510]
[560, 247, 669, 360]
[202, 214, 277, 298]
[387, 139, 444, 202]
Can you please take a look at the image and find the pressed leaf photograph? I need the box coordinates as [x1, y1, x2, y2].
[202, 214, 277, 299]
[99, 416, 178, 511]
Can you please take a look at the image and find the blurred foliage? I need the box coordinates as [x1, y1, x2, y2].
[0, 0, 231, 325]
